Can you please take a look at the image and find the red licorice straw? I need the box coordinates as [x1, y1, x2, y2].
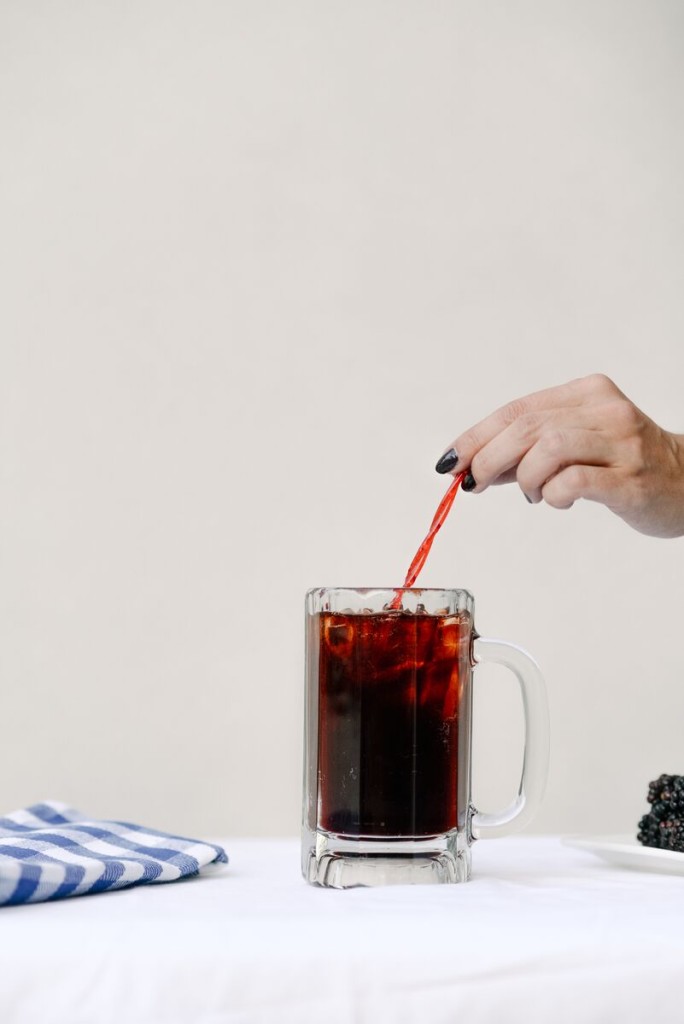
[390, 471, 465, 610]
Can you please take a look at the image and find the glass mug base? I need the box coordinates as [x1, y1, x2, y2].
[302, 825, 472, 889]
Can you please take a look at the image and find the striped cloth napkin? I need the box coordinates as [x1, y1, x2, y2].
[0, 801, 228, 906]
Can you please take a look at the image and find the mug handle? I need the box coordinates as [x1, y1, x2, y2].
[470, 637, 550, 840]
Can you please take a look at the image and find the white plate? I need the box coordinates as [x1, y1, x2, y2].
[562, 834, 684, 876]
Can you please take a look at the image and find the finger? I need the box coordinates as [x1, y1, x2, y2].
[487, 468, 519, 486]
[540, 465, 623, 510]
[466, 405, 611, 493]
[438, 374, 619, 474]
[516, 428, 614, 503]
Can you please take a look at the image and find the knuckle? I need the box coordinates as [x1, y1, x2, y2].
[514, 412, 542, 443]
[544, 493, 573, 510]
[582, 372, 617, 397]
[543, 487, 574, 510]
[564, 464, 589, 493]
[539, 428, 567, 458]
[500, 398, 531, 426]
[608, 398, 640, 433]
[543, 465, 586, 508]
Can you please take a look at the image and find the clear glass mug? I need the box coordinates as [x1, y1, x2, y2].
[302, 587, 549, 888]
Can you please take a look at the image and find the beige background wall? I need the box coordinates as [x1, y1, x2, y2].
[1, 0, 683, 838]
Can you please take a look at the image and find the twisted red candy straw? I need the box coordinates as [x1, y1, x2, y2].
[390, 471, 466, 609]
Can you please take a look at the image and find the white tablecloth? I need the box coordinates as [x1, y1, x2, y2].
[1, 836, 683, 1023]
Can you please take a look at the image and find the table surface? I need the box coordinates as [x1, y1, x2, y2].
[1, 835, 683, 1024]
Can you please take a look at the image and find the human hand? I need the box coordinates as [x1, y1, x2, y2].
[435, 374, 684, 538]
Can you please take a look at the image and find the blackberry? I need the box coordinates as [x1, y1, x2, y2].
[648, 774, 675, 805]
[637, 812, 660, 847]
[638, 775, 684, 853]
[651, 801, 671, 821]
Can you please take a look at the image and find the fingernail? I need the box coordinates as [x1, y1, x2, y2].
[462, 472, 476, 492]
[524, 493, 533, 504]
[435, 448, 458, 474]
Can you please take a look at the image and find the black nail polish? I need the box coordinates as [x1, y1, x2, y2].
[462, 472, 476, 492]
[524, 493, 533, 504]
[435, 448, 458, 474]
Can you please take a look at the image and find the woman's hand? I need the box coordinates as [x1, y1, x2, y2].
[436, 374, 684, 538]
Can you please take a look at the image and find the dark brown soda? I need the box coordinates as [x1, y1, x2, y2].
[317, 610, 470, 838]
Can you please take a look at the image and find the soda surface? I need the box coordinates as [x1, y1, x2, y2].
[317, 609, 470, 838]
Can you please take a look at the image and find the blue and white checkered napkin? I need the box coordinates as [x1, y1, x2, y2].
[0, 801, 228, 906]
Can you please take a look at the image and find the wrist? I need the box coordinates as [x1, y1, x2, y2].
[664, 431, 684, 537]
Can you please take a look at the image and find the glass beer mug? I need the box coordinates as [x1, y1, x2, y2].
[302, 587, 549, 888]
